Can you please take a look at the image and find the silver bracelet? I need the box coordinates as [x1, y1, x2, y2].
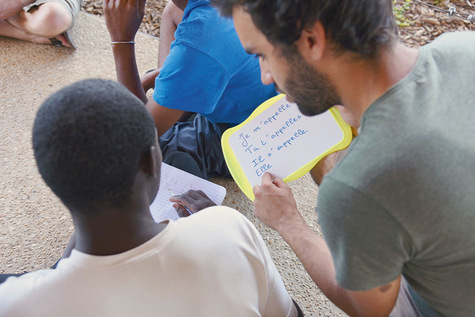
[110, 41, 135, 45]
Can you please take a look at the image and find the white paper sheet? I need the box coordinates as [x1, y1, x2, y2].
[149, 163, 227, 223]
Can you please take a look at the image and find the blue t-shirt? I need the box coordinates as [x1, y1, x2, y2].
[153, 0, 276, 124]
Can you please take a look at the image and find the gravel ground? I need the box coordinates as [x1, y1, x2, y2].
[84, 0, 168, 36]
[83, 0, 474, 45]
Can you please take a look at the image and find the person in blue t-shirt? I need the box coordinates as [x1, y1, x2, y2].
[104, 0, 276, 179]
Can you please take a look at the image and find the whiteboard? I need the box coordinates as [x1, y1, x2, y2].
[222, 94, 352, 200]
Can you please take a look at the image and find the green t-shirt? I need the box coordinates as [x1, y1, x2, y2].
[318, 31, 475, 317]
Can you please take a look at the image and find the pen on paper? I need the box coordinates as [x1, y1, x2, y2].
[168, 188, 193, 216]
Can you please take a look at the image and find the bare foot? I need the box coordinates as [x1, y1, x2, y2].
[52, 33, 71, 47]
[1, 18, 73, 48]
[310, 148, 351, 186]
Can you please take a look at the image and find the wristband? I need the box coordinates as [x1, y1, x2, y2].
[110, 41, 135, 45]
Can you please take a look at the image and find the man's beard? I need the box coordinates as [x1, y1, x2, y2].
[284, 53, 341, 116]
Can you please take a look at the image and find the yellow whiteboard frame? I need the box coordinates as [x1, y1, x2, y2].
[221, 94, 353, 200]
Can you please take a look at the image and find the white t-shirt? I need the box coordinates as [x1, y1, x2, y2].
[0, 206, 296, 317]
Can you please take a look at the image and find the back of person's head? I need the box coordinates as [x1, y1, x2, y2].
[32, 79, 156, 212]
[212, 0, 398, 59]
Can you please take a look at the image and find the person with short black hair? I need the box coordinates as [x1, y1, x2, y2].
[0, 78, 302, 317]
[211, 0, 475, 316]
[104, 0, 277, 179]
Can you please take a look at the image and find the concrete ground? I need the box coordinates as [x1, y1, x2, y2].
[0, 12, 345, 316]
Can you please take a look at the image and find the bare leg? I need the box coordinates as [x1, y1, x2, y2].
[0, 19, 50, 44]
[310, 149, 349, 186]
[309, 105, 360, 185]
[0, 0, 36, 20]
[7, 2, 72, 38]
[3, 2, 72, 46]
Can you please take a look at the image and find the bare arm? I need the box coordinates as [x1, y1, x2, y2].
[158, 1, 184, 68]
[104, 0, 148, 103]
[253, 173, 400, 316]
[0, 0, 34, 20]
[140, 2, 183, 94]
[104, 0, 183, 135]
[147, 100, 184, 137]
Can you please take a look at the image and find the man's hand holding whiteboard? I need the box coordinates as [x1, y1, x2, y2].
[221, 94, 353, 200]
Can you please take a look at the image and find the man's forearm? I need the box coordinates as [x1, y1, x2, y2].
[252, 173, 356, 313]
[278, 222, 358, 316]
[254, 174, 399, 316]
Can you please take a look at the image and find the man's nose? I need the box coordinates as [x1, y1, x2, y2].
[259, 58, 274, 85]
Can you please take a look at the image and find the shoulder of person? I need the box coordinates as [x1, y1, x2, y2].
[196, 205, 244, 220]
[189, 206, 258, 230]
[428, 31, 475, 54]
[0, 269, 56, 310]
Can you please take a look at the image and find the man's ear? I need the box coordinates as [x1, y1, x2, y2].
[297, 21, 327, 62]
[140, 145, 160, 178]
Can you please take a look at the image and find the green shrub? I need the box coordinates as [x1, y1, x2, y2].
[393, 0, 413, 27]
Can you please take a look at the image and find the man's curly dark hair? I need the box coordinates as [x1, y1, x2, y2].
[32, 79, 156, 212]
[211, 0, 398, 59]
